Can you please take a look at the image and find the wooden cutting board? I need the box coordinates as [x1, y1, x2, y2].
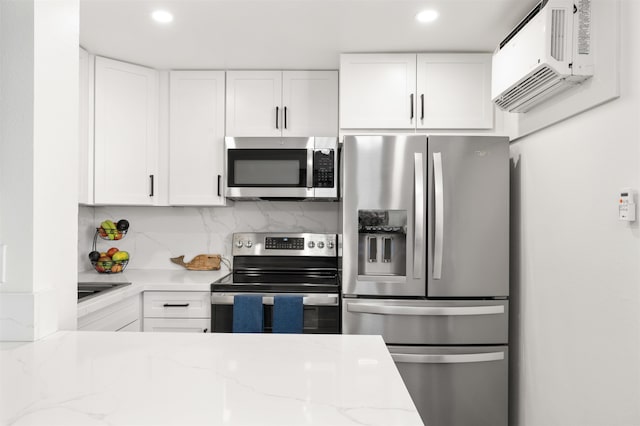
[170, 254, 221, 271]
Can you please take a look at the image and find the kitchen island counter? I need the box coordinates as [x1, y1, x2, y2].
[0, 332, 422, 426]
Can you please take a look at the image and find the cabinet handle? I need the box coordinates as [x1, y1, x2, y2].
[284, 106, 287, 129]
[149, 175, 154, 197]
[410, 94, 414, 120]
[276, 106, 279, 129]
[203, 328, 208, 333]
[217, 174, 222, 197]
[420, 94, 425, 120]
[163, 303, 189, 308]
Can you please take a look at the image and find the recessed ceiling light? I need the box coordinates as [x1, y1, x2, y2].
[415, 9, 439, 23]
[151, 10, 173, 24]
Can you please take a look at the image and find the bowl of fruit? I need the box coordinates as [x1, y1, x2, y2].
[97, 219, 129, 241]
[89, 247, 130, 274]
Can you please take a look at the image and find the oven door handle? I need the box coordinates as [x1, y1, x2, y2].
[211, 294, 339, 306]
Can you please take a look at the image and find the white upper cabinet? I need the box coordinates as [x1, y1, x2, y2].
[78, 48, 93, 204]
[169, 71, 227, 206]
[340, 53, 494, 130]
[226, 70, 282, 137]
[281, 71, 338, 136]
[94, 56, 159, 205]
[226, 70, 338, 137]
[340, 54, 417, 129]
[416, 53, 493, 129]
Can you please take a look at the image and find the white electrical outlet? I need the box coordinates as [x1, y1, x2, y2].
[0, 244, 6, 283]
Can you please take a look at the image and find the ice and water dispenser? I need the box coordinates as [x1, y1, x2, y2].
[358, 210, 407, 276]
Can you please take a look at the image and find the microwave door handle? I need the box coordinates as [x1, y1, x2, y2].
[414, 152, 424, 279]
[433, 152, 444, 280]
[306, 149, 313, 188]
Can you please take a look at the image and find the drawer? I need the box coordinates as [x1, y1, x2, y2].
[143, 318, 210, 333]
[343, 299, 508, 345]
[78, 295, 140, 331]
[143, 291, 211, 318]
[390, 345, 508, 426]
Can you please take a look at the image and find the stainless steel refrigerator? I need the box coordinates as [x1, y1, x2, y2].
[341, 135, 509, 426]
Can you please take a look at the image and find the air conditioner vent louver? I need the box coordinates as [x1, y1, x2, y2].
[551, 9, 566, 61]
[494, 66, 564, 112]
[491, 0, 593, 113]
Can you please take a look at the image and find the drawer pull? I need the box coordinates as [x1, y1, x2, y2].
[391, 351, 505, 364]
[347, 303, 504, 316]
[163, 303, 190, 308]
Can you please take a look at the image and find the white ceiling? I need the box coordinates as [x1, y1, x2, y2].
[80, 0, 539, 70]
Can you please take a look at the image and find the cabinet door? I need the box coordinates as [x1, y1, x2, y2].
[416, 53, 493, 129]
[282, 71, 338, 137]
[94, 56, 158, 205]
[143, 291, 211, 318]
[78, 48, 94, 204]
[78, 295, 141, 332]
[340, 54, 416, 129]
[117, 319, 141, 332]
[143, 318, 210, 333]
[169, 71, 226, 205]
[226, 70, 282, 137]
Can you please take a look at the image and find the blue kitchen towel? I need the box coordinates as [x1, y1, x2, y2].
[272, 295, 304, 334]
[232, 294, 263, 333]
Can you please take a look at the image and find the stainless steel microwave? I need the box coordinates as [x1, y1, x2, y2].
[224, 137, 338, 200]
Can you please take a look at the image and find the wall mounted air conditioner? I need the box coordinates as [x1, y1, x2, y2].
[491, 0, 593, 113]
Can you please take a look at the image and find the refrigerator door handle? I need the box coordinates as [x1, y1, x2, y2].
[433, 152, 444, 280]
[414, 152, 424, 278]
[391, 351, 505, 364]
[346, 303, 504, 316]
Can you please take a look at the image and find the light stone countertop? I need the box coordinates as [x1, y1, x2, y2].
[77, 268, 231, 317]
[0, 331, 423, 426]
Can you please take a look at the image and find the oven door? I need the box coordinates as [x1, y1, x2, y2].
[211, 293, 340, 334]
[225, 137, 314, 199]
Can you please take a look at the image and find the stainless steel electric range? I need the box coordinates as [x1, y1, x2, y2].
[210, 232, 340, 333]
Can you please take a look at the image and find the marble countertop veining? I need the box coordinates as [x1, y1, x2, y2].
[0, 331, 423, 426]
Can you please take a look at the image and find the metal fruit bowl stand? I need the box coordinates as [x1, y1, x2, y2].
[89, 222, 131, 274]
[91, 259, 129, 274]
[96, 227, 127, 240]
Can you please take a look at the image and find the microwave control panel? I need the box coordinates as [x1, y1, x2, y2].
[313, 149, 335, 188]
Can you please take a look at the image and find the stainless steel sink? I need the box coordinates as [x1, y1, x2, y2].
[77, 282, 131, 302]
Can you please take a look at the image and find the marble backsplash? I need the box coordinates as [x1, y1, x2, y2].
[78, 202, 340, 272]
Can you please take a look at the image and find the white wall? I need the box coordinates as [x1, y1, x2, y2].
[78, 203, 339, 272]
[509, 1, 640, 425]
[0, 0, 79, 341]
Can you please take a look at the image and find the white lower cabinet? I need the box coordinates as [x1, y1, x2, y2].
[118, 319, 141, 332]
[143, 291, 211, 333]
[78, 294, 141, 332]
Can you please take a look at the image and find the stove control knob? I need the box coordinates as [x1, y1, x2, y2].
[246, 240, 253, 248]
[236, 240, 244, 248]
[308, 241, 315, 249]
[327, 241, 335, 249]
[317, 241, 325, 249]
